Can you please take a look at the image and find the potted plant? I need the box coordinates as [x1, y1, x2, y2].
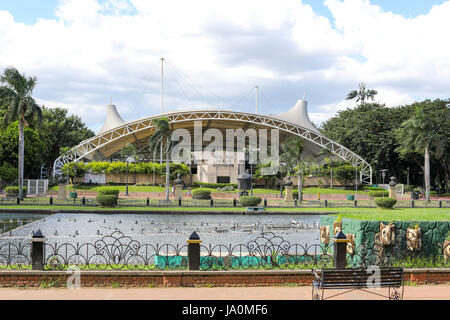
[333, 214, 343, 236]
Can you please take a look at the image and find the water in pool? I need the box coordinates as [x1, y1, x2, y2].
[0, 213, 321, 247]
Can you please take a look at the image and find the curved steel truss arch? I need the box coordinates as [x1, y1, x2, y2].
[53, 110, 372, 184]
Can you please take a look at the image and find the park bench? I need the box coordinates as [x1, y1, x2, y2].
[307, 200, 321, 206]
[312, 267, 404, 300]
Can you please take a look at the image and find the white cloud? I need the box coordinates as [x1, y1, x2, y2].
[0, 0, 448, 132]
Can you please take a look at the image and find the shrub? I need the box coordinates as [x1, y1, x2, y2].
[97, 188, 120, 197]
[192, 181, 238, 189]
[239, 196, 262, 207]
[374, 197, 397, 209]
[5, 186, 27, 197]
[192, 189, 212, 200]
[369, 190, 389, 197]
[363, 186, 384, 191]
[96, 195, 117, 208]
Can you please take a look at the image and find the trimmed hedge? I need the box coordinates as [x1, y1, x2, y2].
[239, 196, 262, 207]
[5, 186, 27, 197]
[374, 197, 397, 209]
[192, 181, 238, 189]
[192, 189, 212, 200]
[369, 190, 389, 197]
[97, 188, 120, 197]
[96, 195, 117, 208]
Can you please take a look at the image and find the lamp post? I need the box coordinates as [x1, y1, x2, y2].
[125, 156, 136, 197]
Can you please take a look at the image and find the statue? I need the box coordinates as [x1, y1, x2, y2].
[284, 176, 294, 202]
[173, 174, 183, 199]
[388, 176, 397, 198]
[174, 173, 183, 185]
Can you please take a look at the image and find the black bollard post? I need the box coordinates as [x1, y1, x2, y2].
[294, 199, 297, 207]
[178, 197, 182, 206]
[324, 199, 328, 207]
[264, 198, 267, 207]
[146, 197, 150, 206]
[187, 231, 201, 271]
[210, 199, 213, 207]
[50, 196, 53, 205]
[16, 197, 20, 205]
[411, 200, 415, 208]
[333, 231, 348, 269]
[439, 200, 442, 208]
[233, 198, 237, 207]
[31, 230, 45, 270]
[354, 200, 357, 207]
[82, 196, 86, 205]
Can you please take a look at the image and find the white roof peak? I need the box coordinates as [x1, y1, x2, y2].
[275, 99, 318, 132]
[98, 104, 126, 134]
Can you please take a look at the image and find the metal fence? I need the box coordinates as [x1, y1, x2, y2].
[0, 196, 448, 209]
[0, 231, 448, 271]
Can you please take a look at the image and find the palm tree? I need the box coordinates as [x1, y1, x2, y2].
[346, 83, 378, 106]
[395, 106, 439, 203]
[280, 137, 304, 201]
[0, 67, 42, 200]
[148, 118, 173, 201]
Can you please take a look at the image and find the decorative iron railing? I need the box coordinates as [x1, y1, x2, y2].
[0, 231, 448, 271]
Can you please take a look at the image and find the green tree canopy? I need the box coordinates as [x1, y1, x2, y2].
[0, 121, 45, 178]
[39, 106, 94, 172]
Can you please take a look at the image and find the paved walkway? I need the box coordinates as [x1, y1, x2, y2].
[0, 285, 448, 300]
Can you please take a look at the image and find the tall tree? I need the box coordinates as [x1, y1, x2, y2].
[395, 103, 448, 200]
[280, 137, 304, 200]
[0, 121, 45, 179]
[346, 82, 378, 107]
[0, 67, 42, 199]
[148, 118, 173, 201]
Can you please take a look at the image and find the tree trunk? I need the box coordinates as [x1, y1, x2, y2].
[297, 174, 302, 202]
[424, 144, 430, 202]
[330, 166, 333, 189]
[165, 145, 170, 201]
[18, 117, 25, 200]
[440, 159, 449, 193]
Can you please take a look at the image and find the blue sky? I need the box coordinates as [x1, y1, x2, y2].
[0, 0, 449, 132]
[1, 0, 447, 25]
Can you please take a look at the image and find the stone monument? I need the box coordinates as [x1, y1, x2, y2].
[284, 176, 294, 202]
[388, 176, 397, 199]
[174, 174, 184, 199]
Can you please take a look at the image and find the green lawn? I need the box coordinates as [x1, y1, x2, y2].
[0, 205, 448, 220]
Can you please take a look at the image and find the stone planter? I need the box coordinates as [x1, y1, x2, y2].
[346, 234, 355, 254]
[444, 240, 450, 263]
[333, 221, 342, 236]
[406, 227, 422, 252]
[320, 225, 330, 245]
[379, 222, 395, 246]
